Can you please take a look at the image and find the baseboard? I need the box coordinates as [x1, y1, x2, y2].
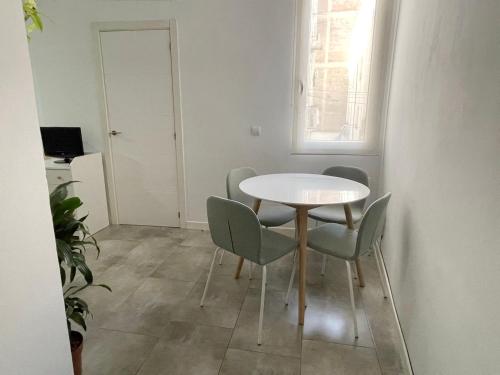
[377, 249, 414, 375]
[185, 220, 209, 230]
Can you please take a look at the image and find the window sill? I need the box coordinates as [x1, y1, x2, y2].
[290, 151, 380, 156]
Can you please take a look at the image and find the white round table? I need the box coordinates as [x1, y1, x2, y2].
[239, 173, 370, 325]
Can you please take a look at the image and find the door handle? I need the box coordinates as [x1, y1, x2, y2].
[109, 130, 122, 136]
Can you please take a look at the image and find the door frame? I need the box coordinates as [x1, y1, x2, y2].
[93, 20, 187, 227]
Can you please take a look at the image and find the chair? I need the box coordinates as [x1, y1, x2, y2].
[227, 167, 296, 227]
[285, 193, 391, 338]
[200, 196, 297, 345]
[219, 167, 296, 268]
[308, 166, 369, 275]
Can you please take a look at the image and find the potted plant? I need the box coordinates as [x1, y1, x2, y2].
[50, 182, 111, 375]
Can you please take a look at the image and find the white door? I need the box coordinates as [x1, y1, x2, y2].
[100, 29, 179, 226]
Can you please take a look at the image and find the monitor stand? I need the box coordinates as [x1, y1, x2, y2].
[54, 157, 72, 164]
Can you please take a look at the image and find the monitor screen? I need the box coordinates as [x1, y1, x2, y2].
[40, 127, 84, 158]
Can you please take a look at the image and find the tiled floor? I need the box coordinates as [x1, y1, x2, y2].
[80, 225, 407, 375]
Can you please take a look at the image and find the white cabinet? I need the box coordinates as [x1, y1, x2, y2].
[45, 153, 109, 234]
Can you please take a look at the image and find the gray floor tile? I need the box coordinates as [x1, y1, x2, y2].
[152, 245, 213, 282]
[301, 339, 381, 375]
[91, 277, 194, 336]
[164, 227, 203, 242]
[220, 348, 300, 375]
[121, 277, 195, 307]
[248, 255, 298, 292]
[86, 239, 139, 276]
[99, 302, 174, 337]
[358, 256, 406, 373]
[123, 237, 179, 274]
[212, 250, 244, 277]
[179, 230, 214, 247]
[282, 255, 373, 348]
[82, 328, 158, 375]
[81, 225, 407, 375]
[168, 301, 241, 329]
[137, 321, 232, 375]
[99, 277, 194, 336]
[93, 224, 174, 241]
[188, 273, 250, 311]
[166, 273, 248, 328]
[230, 289, 302, 358]
[302, 299, 374, 348]
[79, 263, 148, 313]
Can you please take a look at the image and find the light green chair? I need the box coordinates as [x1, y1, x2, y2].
[286, 193, 391, 338]
[219, 167, 296, 270]
[227, 167, 296, 227]
[308, 166, 370, 275]
[201, 196, 298, 345]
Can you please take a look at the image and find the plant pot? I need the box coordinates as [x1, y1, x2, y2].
[70, 331, 83, 375]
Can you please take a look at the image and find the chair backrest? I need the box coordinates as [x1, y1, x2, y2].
[207, 196, 262, 263]
[226, 167, 257, 207]
[355, 193, 391, 257]
[322, 166, 369, 210]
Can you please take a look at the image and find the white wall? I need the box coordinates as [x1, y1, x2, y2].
[0, 1, 73, 374]
[29, 0, 382, 224]
[381, 0, 500, 373]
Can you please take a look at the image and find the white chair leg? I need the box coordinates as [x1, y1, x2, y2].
[346, 260, 359, 338]
[258, 265, 267, 345]
[374, 241, 389, 298]
[321, 254, 327, 275]
[249, 262, 253, 280]
[200, 247, 219, 307]
[285, 250, 297, 305]
[218, 249, 224, 265]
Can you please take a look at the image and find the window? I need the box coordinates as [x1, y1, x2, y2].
[293, 0, 391, 154]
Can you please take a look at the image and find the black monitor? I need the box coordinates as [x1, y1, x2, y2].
[40, 127, 84, 158]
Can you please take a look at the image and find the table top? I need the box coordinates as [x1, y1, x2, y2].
[239, 173, 370, 207]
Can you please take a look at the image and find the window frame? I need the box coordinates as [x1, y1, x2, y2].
[291, 0, 395, 155]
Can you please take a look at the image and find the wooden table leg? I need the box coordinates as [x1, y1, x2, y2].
[344, 203, 365, 287]
[297, 206, 308, 325]
[234, 257, 245, 280]
[235, 199, 262, 279]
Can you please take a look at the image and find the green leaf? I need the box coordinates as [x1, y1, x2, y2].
[69, 266, 76, 282]
[96, 284, 112, 292]
[76, 262, 93, 284]
[53, 196, 83, 220]
[64, 283, 112, 297]
[68, 311, 87, 331]
[63, 285, 81, 296]
[60, 266, 66, 285]
[31, 12, 43, 31]
[73, 253, 93, 284]
[71, 297, 89, 313]
[56, 239, 75, 266]
[50, 181, 73, 209]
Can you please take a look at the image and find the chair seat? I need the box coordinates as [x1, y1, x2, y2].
[258, 205, 296, 228]
[307, 223, 357, 260]
[308, 205, 363, 224]
[259, 229, 297, 265]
